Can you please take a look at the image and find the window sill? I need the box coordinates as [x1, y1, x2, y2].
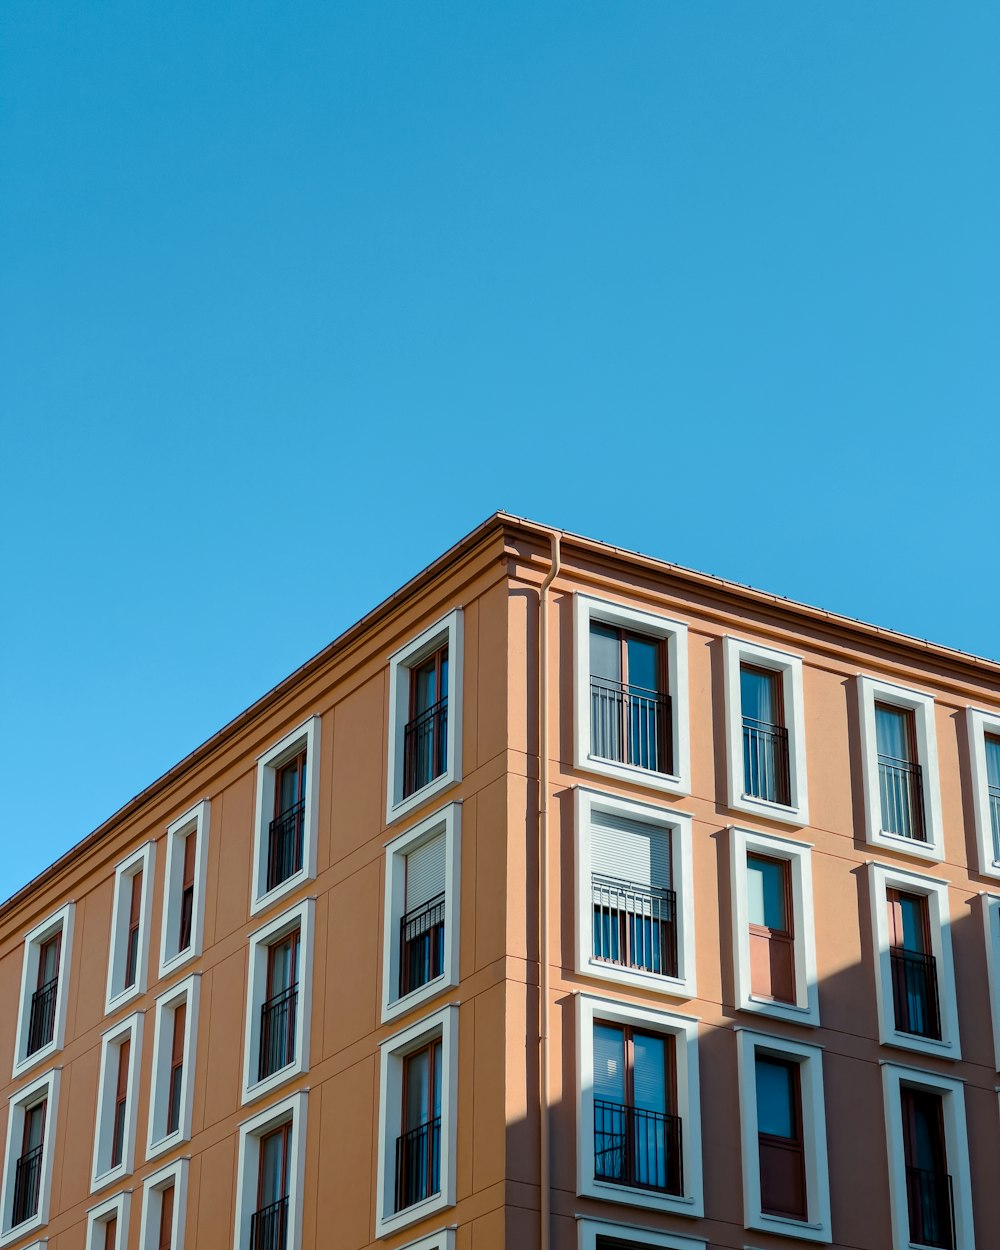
[581, 959, 696, 1002]
[881, 1030, 960, 1061]
[750, 1212, 830, 1243]
[580, 753, 689, 798]
[382, 972, 456, 1026]
[249, 869, 311, 919]
[90, 1162, 130, 1196]
[732, 792, 808, 828]
[0, 1219, 47, 1249]
[868, 829, 942, 863]
[242, 1057, 307, 1107]
[104, 983, 143, 1018]
[11, 1041, 59, 1083]
[387, 770, 458, 827]
[146, 1129, 185, 1163]
[158, 945, 198, 982]
[581, 1177, 702, 1218]
[739, 993, 820, 1028]
[375, 1189, 450, 1239]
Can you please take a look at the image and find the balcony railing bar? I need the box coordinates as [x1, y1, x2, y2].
[394, 1116, 441, 1212]
[399, 893, 446, 997]
[590, 678, 671, 774]
[27, 977, 59, 1055]
[249, 1194, 289, 1250]
[878, 754, 926, 841]
[593, 1098, 683, 1196]
[591, 875, 678, 979]
[12, 1144, 43, 1227]
[266, 801, 305, 893]
[890, 947, 941, 1040]
[906, 1165, 955, 1250]
[403, 698, 448, 798]
[742, 716, 791, 805]
[258, 984, 298, 1082]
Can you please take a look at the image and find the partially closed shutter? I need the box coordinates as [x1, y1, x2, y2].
[590, 808, 671, 890]
[405, 833, 446, 911]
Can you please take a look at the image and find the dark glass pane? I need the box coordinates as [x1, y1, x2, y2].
[626, 636, 660, 693]
[278, 760, 302, 813]
[593, 1024, 625, 1103]
[897, 895, 927, 953]
[39, 938, 59, 984]
[755, 1058, 796, 1139]
[268, 937, 297, 995]
[24, 1103, 45, 1152]
[433, 1043, 442, 1120]
[413, 658, 438, 713]
[632, 1032, 666, 1113]
[986, 735, 1000, 788]
[747, 856, 787, 931]
[590, 624, 621, 682]
[405, 1048, 430, 1130]
[741, 666, 779, 724]
[259, 1129, 287, 1205]
[876, 704, 913, 761]
[904, 1089, 946, 1174]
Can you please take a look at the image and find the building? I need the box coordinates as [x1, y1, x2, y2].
[2, 512, 1000, 1250]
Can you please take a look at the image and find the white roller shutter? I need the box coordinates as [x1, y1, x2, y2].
[405, 832, 446, 911]
[590, 808, 671, 890]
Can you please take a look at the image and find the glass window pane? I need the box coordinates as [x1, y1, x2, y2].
[405, 1049, 430, 1129]
[413, 659, 437, 713]
[897, 894, 926, 952]
[593, 1023, 625, 1103]
[626, 636, 660, 693]
[741, 667, 779, 724]
[747, 856, 787, 931]
[755, 1058, 796, 1139]
[631, 1032, 666, 1112]
[259, 1130, 285, 1204]
[876, 704, 912, 761]
[590, 624, 621, 683]
[986, 735, 1000, 789]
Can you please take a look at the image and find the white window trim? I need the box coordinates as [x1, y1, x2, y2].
[386, 609, 464, 825]
[577, 1218, 707, 1250]
[730, 827, 819, 1027]
[381, 803, 462, 1024]
[867, 863, 961, 1059]
[375, 1003, 459, 1238]
[0, 1068, 60, 1247]
[138, 1158, 188, 1250]
[576, 993, 703, 1219]
[86, 1191, 131, 1250]
[857, 676, 944, 862]
[967, 706, 1000, 879]
[147, 974, 200, 1160]
[396, 1234, 456, 1250]
[736, 1028, 832, 1243]
[723, 638, 809, 827]
[92, 1012, 144, 1192]
[250, 717, 321, 917]
[573, 789, 696, 999]
[159, 800, 211, 978]
[233, 1091, 307, 1250]
[573, 594, 690, 797]
[881, 1061, 974, 1250]
[982, 894, 1000, 1071]
[105, 843, 156, 1015]
[241, 899, 314, 1105]
[11, 903, 75, 1079]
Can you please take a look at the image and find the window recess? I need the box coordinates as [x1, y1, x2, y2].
[966, 707, 1000, 878]
[159, 801, 210, 978]
[105, 843, 155, 1014]
[12, 903, 74, 1079]
[250, 718, 320, 916]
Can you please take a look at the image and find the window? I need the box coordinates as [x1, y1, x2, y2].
[386, 609, 463, 824]
[250, 717, 321, 916]
[577, 995, 703, 1218]
[382, 803, 461, 1023]
[86, 1192, 130, 1250]
[736, 1030, 831, 1242]
[881, 1063, 973, 1250]
[387, 1235, 456, 1250]
[574, 790, 696, 999]
[980, 894, 1000, 1071]
[376, 1004, 458, 1237]
[105, 842, 155, 1013]
[138, 1159, 188, 1250]
[723, 638, 808, 825]
[868, 864, 960, 1059]
[147, 975, 200, 1160]
[92, 1013, 143, 1191]
[242, 900, 314, 1104]
[966, 706, 1000, 878]
[579, 1223, 705, 1250]
[0, 1068, 60, 1246]
[857, 677, 943, 861]
[159, 800, 210, 978]
[11, 902, 74, 1079]
[573, 595, 690, 796]
[234, 1092, 307, 1250]
[729, 828, 819, 1026]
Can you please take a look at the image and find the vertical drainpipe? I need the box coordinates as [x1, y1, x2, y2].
[538, 531, 560, 1250]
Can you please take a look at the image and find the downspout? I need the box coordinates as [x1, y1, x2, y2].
[538, 531, 560, 1250]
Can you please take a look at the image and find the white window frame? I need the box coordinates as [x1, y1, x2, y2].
[375, 1003, 459, 1238]
[881, 1061, 973, 1250]
[250, 717, 321, 917]
[857, 677, 944, 862]
[105, 842, 155, 1014]
[86, 1191, 130, 1250]
[574, 789, 696, 999]
[159, 800, 211, 978]
[576, 993, 703, 1219]
[381, 803, 462, 1024]
[0, 1068, 60, 1247]
[138, 1158, 188, 1250]
[92, 1012, 144, 1192]
[386, 609, 464, 825]
[11, 903, 75, 1079]
[867, 863, 960, 1059]
[967, 706, 1000, 879]
[396, 1234, 456, 1250]
[573, 595, 690, 796]
[982, 894, 1000, 1071]
[723, 638, 809, 826]
[736, 1028, 832, 1243]
[147, 974, 200, 1160]
[577, 1219, 707, 1250]
[730, 827, 819, 1026]
[241, 899, 314, 1105]
[233, 1091, 307, 1250]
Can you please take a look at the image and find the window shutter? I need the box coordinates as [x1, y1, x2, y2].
[590, 809, 671, 890]
[405, 833, 446, 911]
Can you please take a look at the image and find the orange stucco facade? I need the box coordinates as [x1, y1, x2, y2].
[1, 515, 999, 1250]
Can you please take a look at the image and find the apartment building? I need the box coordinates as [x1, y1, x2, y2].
[2, 512, 1000, 1250]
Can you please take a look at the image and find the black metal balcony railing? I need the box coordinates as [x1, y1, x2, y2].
[403, 698, 448, 798]
[249, 1195, 289, 1250]
[906, 1165, 955, 1250]
[890, 947, 941, 1039]
[266, 801, 305, 892]
[27, 977, 59, 1055]
[592, 875, 678, 978]
[742, 717, 791, 805]
[593, 1099, 683, 1196]
[394, 1116, 441, 1212]
[878, 754, 926, 841]
[989, 785, 1000, 863]
[399, 893, 446, 997]
[590, 678, 671, 774]
[258, 985, 298, 1081]
[12, 1144, 43, 1227]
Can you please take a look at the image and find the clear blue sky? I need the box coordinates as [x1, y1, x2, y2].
[1, 2, 997, 902]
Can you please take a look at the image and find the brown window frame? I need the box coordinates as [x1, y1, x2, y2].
[157, 1182, 174, 1250]
[123, 872, 143, 990]
[408, 646, 448, 722]
[103, 1213, 118, 1250]
[166, 1002, 187, 1137]
[256, 1122, 291, 1210]
[110, 1039, 131, 1169]
[756, 1055, 807, 1221]
[177, 832, 197, 954]
[747, 854, 795, 1004]
[273, 749, 307, 823]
